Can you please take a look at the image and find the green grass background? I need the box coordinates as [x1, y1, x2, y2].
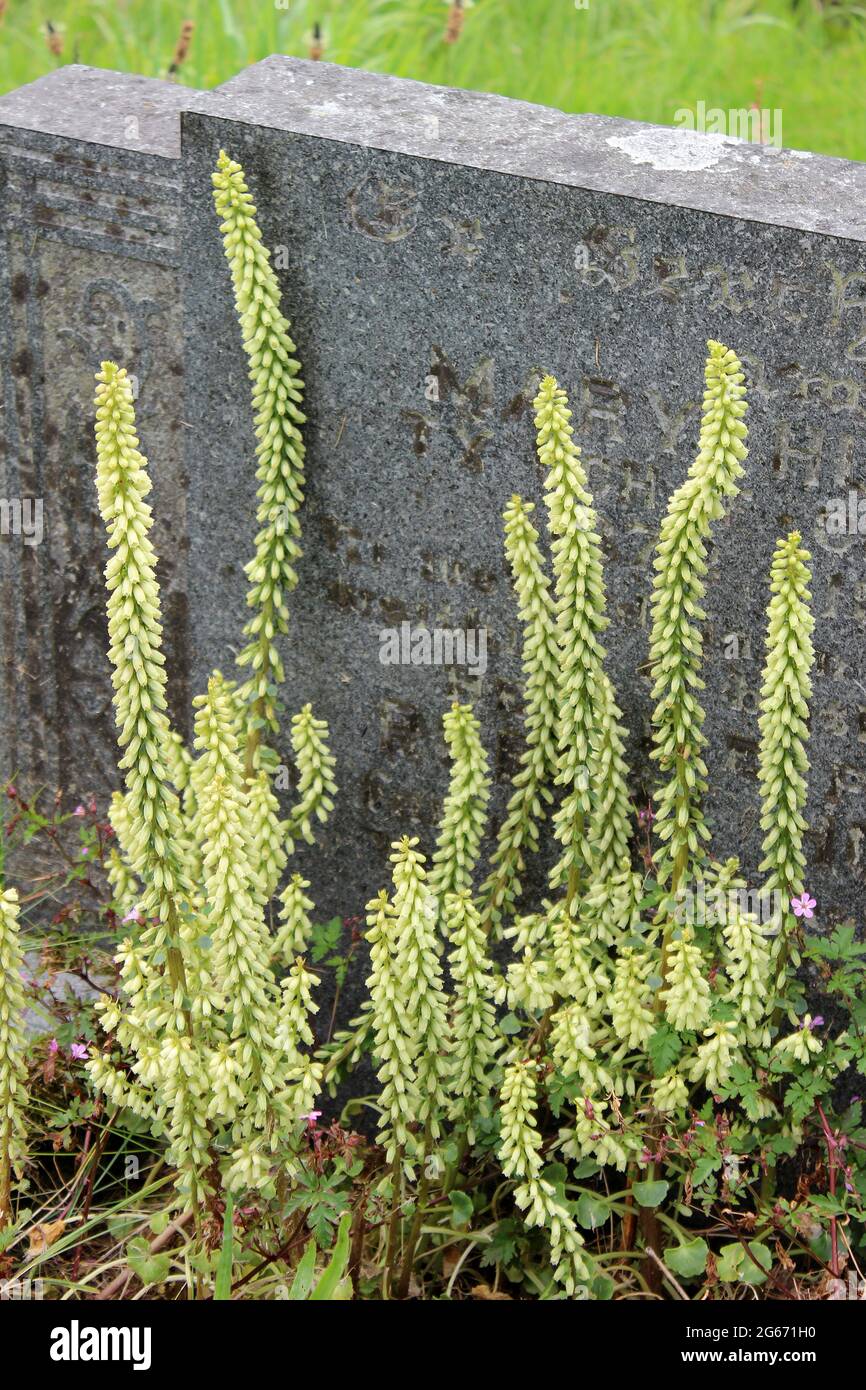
[1, 0, 865, 160]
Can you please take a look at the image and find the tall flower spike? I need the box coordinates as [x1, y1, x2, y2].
[662, 927, 711, 1032]
[536, 376, 610, 908]
[276, 958, 323, 1117]
[193, 673, 279, 1079]
[429, 703, 491, 903]
[391, 838, 451, 1147]
[212, 151, 307, 775]
[586, 673, 633, 880]
[444, 890, 500, 1139]
[610, 948, 655, 1050]
[247, 769, 287, 902]
[479, 497, 559, 934]
[0, 890, 28, 1229]
[648, 341, 748, 892]
[106, 791, 141, 916]
[757, 533, 815, 927]
[499, 1057, 591, 1296]
[273, 874, 315, 967]
[723, 912, 772, 1042]
[365, 888, 419, 1163]
[286, 704, 337, 850]
[94, 363, 192, 981]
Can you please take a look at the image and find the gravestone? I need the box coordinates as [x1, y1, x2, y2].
[0, 67, 193, 806]
[2, 58, 865, 938]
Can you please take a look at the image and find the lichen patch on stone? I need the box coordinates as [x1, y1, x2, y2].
[606, 127, 744, 173]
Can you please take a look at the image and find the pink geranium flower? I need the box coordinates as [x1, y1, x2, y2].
[70, 1043, 89, 1061]
[791, 893, 816, 920]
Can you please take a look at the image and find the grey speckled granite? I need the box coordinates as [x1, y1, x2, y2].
[195, 55, 866, 240]
[0, 65, 191, 155]
[2, 59, 865, 969]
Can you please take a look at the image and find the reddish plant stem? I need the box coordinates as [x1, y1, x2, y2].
[816, 1102, 840, 1278]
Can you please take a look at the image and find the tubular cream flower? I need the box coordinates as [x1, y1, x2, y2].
[499, 1058, 591, 1295]
[479, 496, 558, 932]
[212, 150, 307, 769]
[273, 874, 316, 966]
[444, 891, 499, 1138]
[429, 702, 490, 903]
[536, 376, 616, 907]
[648, 342, 748, 890]
[662, 929, 711, 1032]
[758, 535, 815, 914]
[773, 1016, 823, 1065]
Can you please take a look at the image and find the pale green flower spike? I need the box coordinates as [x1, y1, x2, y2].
[689, 1020, 740, 1094]
[365, 888, 419, 1163]
[286, 704, 337, 849]
[164, 729, 193, 795]
[247, 769, 287, 902]
[391, 838, 451, 1148]
[649, 341, 748, 893]
[504, 946, 557, 1014]
[662, 928, 711, 1032]
[193, 673, 279, 1081]
[725, 918, 772, 1048]
[429, 702, 491, 903]
[273, 874, 316, 966]
[106, 790, 141, 915]
[444, 891, 500, 1139]
[586, 673, 633, 880]
[499, 1058, 591, 1296]
[212, 151, 306, 775]
[774, 1017, 823, 1065]
[94, 362, 193, 985]
[535, 376, 613, 907]
[479, 496, 559, 934]
[577, 868, 643, 950]
[758, 533, 815, 919]
[549, 1003, 597, 1091]
[564, 1097, 637, 1171]
[651, 1070, 689, 1114]
[548, 901, 610, 1007]
[0, 889, 28, 1229]
[276, 959, 323, 1119]
[610, 948, 655, 1050]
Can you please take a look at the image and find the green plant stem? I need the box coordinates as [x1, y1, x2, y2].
[443, 1133, 469, 1195]
[0, 1148, 11, 1233]
[396, 1123, 433, 1299]
[381, 1148, 403, 1300]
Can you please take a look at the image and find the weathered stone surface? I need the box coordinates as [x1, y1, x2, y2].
[0, 68, 192, 805]
[182, 58, 866, 929]
[1, 57, 865, 945]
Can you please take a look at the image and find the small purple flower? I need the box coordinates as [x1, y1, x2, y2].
[637, 805, 655, 828]
[791, 893, 816, 920]
[48, 1038, 59, 1055]
[809, 1016, 825, 1031]
[70, 1043, 89, 1061]
[73, 804, 86, 817]
[122, 907, 143, 925]
[302, 1110, 322, 1130]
